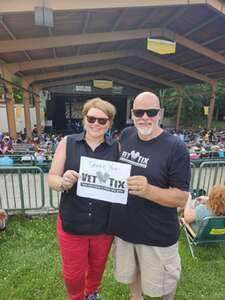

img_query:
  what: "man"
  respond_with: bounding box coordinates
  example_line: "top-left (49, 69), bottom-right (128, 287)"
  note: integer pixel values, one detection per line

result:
top-left (108, 92), bottom-right (191, 300)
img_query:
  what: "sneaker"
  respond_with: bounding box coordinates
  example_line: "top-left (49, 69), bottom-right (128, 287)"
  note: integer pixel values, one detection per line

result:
top-left (85, 292), bottom-right (100, 300)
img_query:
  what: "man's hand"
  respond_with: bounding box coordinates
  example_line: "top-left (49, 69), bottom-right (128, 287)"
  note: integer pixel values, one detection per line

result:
top-left (128, 175), bottom-right (149, 197)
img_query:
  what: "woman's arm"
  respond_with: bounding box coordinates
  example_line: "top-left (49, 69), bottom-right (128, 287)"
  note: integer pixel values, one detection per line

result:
top-left (47, 137), bottom-right (80, 192)
top-left (47, 137), bottom-right (67, 191)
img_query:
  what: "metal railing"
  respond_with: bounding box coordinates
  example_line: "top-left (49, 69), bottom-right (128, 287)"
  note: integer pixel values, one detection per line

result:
top-left (0, 159), bottom-right (225, 213)
top-left (195, 160), bottom-right (225, 194)
top-left (0, 166), bottom-right (45, 213)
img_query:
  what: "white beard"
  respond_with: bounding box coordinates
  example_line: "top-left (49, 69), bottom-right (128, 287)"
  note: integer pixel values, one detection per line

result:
top-left (136, 125), bottom-right (153, 136)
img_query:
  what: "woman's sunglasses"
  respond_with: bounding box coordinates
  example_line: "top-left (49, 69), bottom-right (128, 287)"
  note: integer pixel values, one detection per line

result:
top-left (86, 115), bottom-right (109, 125)
top-left (132, 108), bottom-right (160, 118)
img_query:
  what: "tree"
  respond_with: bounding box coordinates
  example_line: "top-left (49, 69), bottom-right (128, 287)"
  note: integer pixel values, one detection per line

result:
top-left (12, 75), bottom-right (23, 104)
top-left (161, 80), bottom-right (225, 128)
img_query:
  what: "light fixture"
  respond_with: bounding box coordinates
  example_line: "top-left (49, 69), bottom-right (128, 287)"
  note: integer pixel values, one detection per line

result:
top-left (34, 6), bottom-right (54, 27)
top-left (147, 29), bottom-right (176, 55)
top-left (147, 37), bottom-right (176, 55)
top-left (93, 80), bottom-right (113, 89)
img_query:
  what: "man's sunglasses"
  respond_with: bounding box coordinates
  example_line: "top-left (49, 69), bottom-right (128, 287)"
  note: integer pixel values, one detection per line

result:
top-left (86, 115), bottom-right (109, 125)
top-left (132, 108), bottom-right (160, 118)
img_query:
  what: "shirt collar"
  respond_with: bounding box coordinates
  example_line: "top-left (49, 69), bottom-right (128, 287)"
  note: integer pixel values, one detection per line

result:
top-left (73, 131), bottom-right (112, 146)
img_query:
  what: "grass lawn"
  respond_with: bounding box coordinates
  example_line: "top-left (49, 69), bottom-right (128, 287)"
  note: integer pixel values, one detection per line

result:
top-left (0, 215), bottom-right (225, 300)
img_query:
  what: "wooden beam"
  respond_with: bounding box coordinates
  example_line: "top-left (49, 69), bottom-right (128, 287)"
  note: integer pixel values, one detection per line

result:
top-left (0, 29), bottom-right (151, 53)
top-left (102, 74), bottom-right (151, 92)
top-left (2, 25), bottom-right (225, 71)
top-left (10, 47), bottom-right (214, 86)
top-left (207, 0), bottom-right (225, 18)
top-left (22, 80), bottom-right (32, 139)
top-left (1, 1), bottom-right (225, 18)
top-left (138, 9), bottom-right (159, 28)
top-left (77, 11), bottom-right (91, 55)
top-left (162, 7), bottom-right (188, 28)
top-left (138, 52), bottom-right (214, 84)
top-left (97, 9), bottom-right (128, 53)
top-left (24, 62), bottom-right (174, 89)
top-left (6, 50), bottom-right (135, 73)
top-left (0, 1), bottom-right (208, 14)
top-left (202, 32), bottom-right (225, 46)
top-left (0, 16), bottom-right (32, 61)
top-left (40, 73), bottom-right (149, 92)
top-left (38, 76), bottom-right (102, 89)
top-left (151, 28), bottom-right (225, 67)
top-left (48, 28), bottom-right (57, 58)
top-left (1, 65), bottom-right (17, 138)
top-left (32, 87), bottom-right (42, 136)
top-left (111, 9), bottom-right (127, 31)
top-left (0, 28), bottom-right (225, 77)
top-left (24, 64), bottom-right (119, 83)
top-left (184, 15), bottom-right (218, 37)
top-left (117, 65), bottom-right (181, 88)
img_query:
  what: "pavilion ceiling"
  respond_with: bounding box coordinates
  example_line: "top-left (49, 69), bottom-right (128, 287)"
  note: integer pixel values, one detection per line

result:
top-left (1, 0), bottom-right (225, 91)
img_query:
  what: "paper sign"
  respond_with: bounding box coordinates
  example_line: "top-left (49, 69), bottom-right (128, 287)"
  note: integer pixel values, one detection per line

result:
top-left (77, 156), bottom-right (131, 204)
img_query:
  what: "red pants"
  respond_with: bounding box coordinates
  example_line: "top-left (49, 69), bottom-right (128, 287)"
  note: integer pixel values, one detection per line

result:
top-left (57, 216), bottom-right (113, 300)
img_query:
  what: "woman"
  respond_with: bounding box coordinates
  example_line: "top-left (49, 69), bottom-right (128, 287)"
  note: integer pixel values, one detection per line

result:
top-left (0, 209), bottom-right (8, 231)
top-left (184, 185), bottom-right (225, 232)
top-left (48, 98), bottom-right (118, 300)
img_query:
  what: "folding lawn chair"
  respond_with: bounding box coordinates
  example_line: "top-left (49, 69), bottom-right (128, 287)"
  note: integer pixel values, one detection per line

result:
top-left (180, 216), bottom-right (225, 258)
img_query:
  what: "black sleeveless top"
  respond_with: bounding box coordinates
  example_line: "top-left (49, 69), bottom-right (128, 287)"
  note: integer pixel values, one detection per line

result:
top-left (59, 132), bottom-right (119, 235)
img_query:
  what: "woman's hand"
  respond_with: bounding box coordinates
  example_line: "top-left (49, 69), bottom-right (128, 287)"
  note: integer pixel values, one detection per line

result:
top-left (61, 170), bottom-right (80, 191)
top-left (195, 195), bottom-right (208, 204)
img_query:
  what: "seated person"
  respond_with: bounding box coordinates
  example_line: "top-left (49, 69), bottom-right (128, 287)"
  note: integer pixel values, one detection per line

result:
top-left (184, 185), bottom-right (225, 232)
top-left (0, 209), bottom-right (8, 231)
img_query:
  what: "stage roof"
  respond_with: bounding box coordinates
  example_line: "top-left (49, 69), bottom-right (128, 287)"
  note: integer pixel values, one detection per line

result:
top-left (1, 0), bottom-right (225, 92)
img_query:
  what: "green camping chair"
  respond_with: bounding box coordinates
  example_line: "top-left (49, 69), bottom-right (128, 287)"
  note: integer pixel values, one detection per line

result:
top-left (181, 216), bottom-right (225, 258)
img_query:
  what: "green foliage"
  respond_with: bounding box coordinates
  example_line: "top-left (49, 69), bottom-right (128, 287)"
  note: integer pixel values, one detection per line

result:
top-left (12, 75), bottom-right (23, 104)
top-left (162, 80), bottom-right (225, 128)
top-left (0, 216), bottom-right (225, 300)
top-left (159, 88), bottom-right (177, 118)
top-left (0, 75), bottom-right (4, 97)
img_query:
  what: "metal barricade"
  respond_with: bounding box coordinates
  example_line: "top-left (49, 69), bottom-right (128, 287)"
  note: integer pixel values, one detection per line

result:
top-left (0, 166), bottom-right (45, 213)
top-left (1, 159), bottom-right (225, 214)
top-left (195, 160), bottom-right (225, 194)
top-left (37, 163), bottom-right (61, 210)
top-left (49, 188), bottom-right (61, 210)
top-left (190, 162), bottom-right (196, 189)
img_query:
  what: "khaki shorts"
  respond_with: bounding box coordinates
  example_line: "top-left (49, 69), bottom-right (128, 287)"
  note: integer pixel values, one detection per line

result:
top-left (112, 237), bottom-right (181, 297)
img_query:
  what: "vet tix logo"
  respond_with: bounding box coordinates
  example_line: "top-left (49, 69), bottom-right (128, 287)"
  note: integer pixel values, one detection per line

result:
top-left (120, 150), bottom-right (149, 168)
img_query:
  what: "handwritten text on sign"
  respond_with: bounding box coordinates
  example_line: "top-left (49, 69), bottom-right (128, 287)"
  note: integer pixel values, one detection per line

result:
top-left (77, 156), bottom-right (131, 204)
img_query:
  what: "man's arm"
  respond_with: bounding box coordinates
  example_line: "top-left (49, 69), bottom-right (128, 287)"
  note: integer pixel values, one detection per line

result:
top-left (128, 175), bottom-right (189, 208)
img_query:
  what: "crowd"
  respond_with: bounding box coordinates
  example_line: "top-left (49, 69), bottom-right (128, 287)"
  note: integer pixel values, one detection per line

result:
top-left (2, 127), bottom-right (225, 163)
top-left (0, 129), bottom-right (63, 161)
top-left (171, 128), bottom-right (225, 159)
